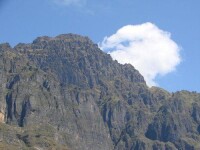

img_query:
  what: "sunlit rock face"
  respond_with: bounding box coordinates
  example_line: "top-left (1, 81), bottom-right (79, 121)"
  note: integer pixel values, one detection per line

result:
top-left (0, 34), bottom-right (199, 150)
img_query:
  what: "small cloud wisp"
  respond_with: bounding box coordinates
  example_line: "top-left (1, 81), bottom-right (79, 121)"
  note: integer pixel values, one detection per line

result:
top-left (53, 0), bottom-right (87, 7)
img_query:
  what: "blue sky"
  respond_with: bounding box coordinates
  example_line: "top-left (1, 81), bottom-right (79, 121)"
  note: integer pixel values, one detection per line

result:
top-left (0, 0), bottom-right (200, 92)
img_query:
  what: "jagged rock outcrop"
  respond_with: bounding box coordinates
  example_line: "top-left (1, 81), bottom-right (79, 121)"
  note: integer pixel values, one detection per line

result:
top-left (0, 34), bottom-right (200, 150)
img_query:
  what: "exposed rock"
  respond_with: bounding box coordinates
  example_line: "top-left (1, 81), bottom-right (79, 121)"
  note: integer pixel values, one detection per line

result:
top-left (0, 112), bottom-right (4, 123)
top-left (0, 34), bottom-right (200, 149)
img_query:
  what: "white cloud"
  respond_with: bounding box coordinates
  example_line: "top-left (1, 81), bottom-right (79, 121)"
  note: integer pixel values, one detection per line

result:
top-left (53, 0), bottom-right (87, 7)
top-left (99, 22), bottom-right (181, 86)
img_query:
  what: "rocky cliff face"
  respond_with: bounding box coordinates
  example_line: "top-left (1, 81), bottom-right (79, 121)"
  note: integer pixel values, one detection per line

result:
top-left (0, 34), bottom-right (200, 150)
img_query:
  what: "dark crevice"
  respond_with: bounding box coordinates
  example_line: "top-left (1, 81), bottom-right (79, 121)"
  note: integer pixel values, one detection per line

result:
top-left (6, 92), bottom-right (13, 123)
top-left (19, 96), bottom-right (31, 127)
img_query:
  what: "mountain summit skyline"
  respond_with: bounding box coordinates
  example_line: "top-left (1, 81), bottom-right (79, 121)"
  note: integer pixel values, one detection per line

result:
top-left (0, 34), bottom-right (200, 149)
top-left (1, 0), bottom-right (200, 92)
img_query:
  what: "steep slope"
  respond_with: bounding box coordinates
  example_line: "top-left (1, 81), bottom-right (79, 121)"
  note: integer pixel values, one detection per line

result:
top-left (0, 34), bottom-right (200, 150)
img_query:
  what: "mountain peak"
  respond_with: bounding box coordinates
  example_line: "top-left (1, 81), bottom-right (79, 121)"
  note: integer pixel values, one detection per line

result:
top-left (32, 33), bottom-right (92, 45)
top-left (1, 33), bottom-right (199, 150)
top-left (55, 33), bottom-right (91, 42)
top-left (0, 43), bottom-right (12, 51)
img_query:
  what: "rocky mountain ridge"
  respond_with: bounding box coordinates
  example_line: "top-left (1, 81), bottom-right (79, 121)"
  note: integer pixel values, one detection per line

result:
top-left (0, 34), bottom-right (200, 150)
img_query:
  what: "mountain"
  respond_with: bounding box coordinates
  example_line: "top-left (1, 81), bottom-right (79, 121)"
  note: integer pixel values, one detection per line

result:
top-left (0, 34), bottom-right (200, 150)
